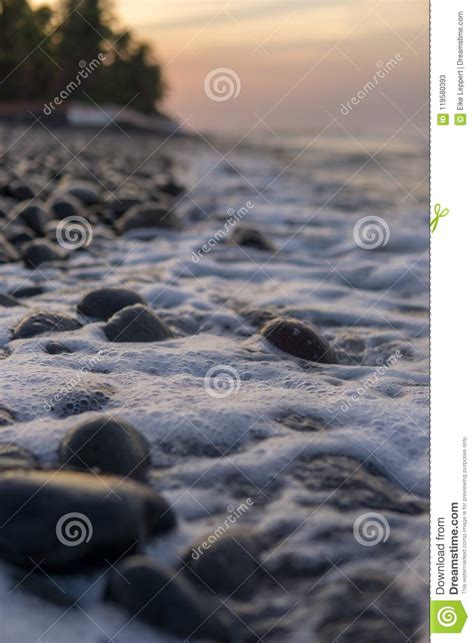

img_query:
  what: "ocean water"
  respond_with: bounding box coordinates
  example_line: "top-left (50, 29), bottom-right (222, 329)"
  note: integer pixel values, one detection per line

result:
top-left (0, 126), bottom-right (429, 642)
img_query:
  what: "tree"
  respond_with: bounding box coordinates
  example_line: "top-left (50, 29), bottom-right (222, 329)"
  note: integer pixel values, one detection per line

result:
top-left (0, 0), bottom-right (165, 113)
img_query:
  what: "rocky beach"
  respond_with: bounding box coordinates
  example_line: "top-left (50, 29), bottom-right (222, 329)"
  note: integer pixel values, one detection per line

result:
top-left (0, 123), bottom-right (429, 642)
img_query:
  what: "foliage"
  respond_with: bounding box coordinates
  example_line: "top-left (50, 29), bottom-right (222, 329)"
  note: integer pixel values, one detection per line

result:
top-left (0, 0), bottom-right (164, 113)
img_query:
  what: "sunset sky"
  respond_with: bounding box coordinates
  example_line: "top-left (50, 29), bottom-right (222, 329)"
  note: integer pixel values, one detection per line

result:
top-left (31, 0), bottom-right (429, 136)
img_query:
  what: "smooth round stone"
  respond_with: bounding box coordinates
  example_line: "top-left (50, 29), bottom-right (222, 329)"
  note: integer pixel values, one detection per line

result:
top-left (116, 203), bottom-right (180, 234)
top-left (185, 528), bottom-right (261, 599)
top-left (0, 293), bottom-right (20, 307)
top-left (158, 178), bottom-right (184, 197)
top-left (8, 285), bottom-right (45, 299)
top-left (106, 556), bottom-right (234, 641)
top-left (0, 470), bottom-right (175, 571)
top-left (4, 223), bottom-right (35, 247)
top-left (261, 318), bottom-right (337, 364)
top-left (77, 288), bottom-right (146, 320)
top-left (56, 180), bottom-right (100, 205)
top-left (230, 226), bottom-right (275, 251)
top-left (8, 179), bottom-right (34, 200)
top-left (59, 417), bottom-right (151, 481)
top-left (21, 239), bottom-right (65, 269)
top-left (12, 312), bottom-right (82, 339)
top-left (10, 200), bottom-right (51, 235)
top-left (103, 304), bottom-right (173, 343)
top-left (0, 444), bottom-right (38, 472)
top-left (43, 341), bottom-right (73, 354)
top-left (47, 194), bottom-right (84, 219)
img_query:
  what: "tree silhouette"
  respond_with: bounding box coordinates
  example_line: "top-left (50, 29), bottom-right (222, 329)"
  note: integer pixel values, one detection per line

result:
top-left (0, 0), bottom-right (164, 113)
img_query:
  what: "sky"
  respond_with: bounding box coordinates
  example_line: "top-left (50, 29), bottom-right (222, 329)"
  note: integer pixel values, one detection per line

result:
top-left (31, 0), bottom-right (429, 136)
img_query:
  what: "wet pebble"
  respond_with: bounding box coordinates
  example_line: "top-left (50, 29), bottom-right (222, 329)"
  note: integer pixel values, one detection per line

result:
top-left (103, 304), bottom-right (173, 342)
top-left (185, 528), bottom-right (261, 599)
top-left (77, 287), bottom-right (146, 320)
top-left (261, 317), bottom-right (337, 364)
top-left (116, 203), bottom-right (180, 234)
top-left (230, 226), bottom-right (275, 251)
top-left (12, 311), bottom-right (82, 339)
top-left (44, 341), bottom-right (73, 354)
top-left (59, 416), bottom-right (151, 481)
top-left (10, 200), bottom-right (51, 236)
top-left (21, 239), bottom-right (65, 269)
top-left (106, 556), bottom-right (235, 641)
top-left (0, 470), bottom-right (175, 571)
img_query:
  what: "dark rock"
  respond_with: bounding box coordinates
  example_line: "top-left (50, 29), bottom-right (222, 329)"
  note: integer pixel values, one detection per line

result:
top-left (77, 288), bottom-right (146, 320)
top-left (0, 444), bottom-right (38, 471)
top-left (8, 179), bottom-right (35, 200)
top-left (3, 223), bottom-right (35, 248)
top-left (159, 178), bottom-right (185, 197)
top-left (0, 470), bottom-right (175, 571)
top-left (0, 407), bottom-right (15, 427)
top-left (315, 565), bottom-right (426, 642)
top-left (105, 191), bottom-right (144, 215)
top-left (56, 181), bottom-right (100, 206)
top-left (48, 385), bottom-right (113, 419)
top-left (59, 416), bottom-right (151, 481)
top-left (261, 318), bottom-right (337, 364)
top-left (185, 528), bottom-right (261, 599)
top-left (10, 200), bottom-right (51, 236)
top-left (292, 455), bottom-right (428, 515)
top-left (47, 194), bottom-right (84, 219)
top-left (0, 293), bottom-right (20, 307)
top-left (106, 556), bottom-right (235, 641)
top-left (116, 203), bottom-right (180, 234)
top-left (8, 285), bottom-right (45, 299)
top-left (103, 304), bottom-right (173, 343)
top-left (12, 312), bottom-right (82, 339)
top-left (44, 341), bottom-right (73, 355)
top-left (230, 227), bottom-right (275, 251)
top-left (21, 239), bottom-right (65, 269)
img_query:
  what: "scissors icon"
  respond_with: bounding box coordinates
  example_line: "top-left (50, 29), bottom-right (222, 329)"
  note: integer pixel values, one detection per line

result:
top-left (430, 203), bottom-right (449, 233)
